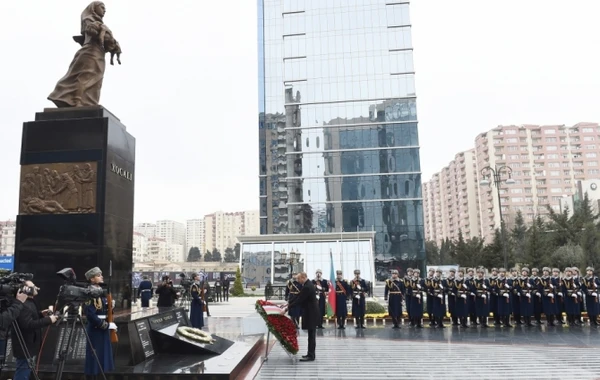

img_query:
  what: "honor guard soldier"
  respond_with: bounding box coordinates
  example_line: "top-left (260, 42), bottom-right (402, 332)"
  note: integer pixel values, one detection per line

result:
top-left (351, 270), bottom-right (368, 328)
top-left (552, 268), bottom-right (565, 324)
top-left (431, 269), bottom-right (446, 328)
top-left (581, 267), bottom-right (600, 326)
top-left (465, 268), bottom-right (477, 326)
top-left (312, 269), bottom-right (329, 329)
top-left (508, 268), bottom-right (522, 325)
top-left (138, 275), bottom-right (153, 308)
top-left (445, 268), bottom-right (458, 326)
top-left (84, 267), bottom-right (115, 377)
top-left (408, 269), bottom-right (424, 328)
top-left (285, 273), bottom-right (302, 328)
top-left (572, 267), bottom-right (584, 324)
top-left (404, 268), bottom-right (414, 324)
top-left (516, 268), bottom-right (534, 327)
top-left (562, 267), bottom-right (580, 326)
top-left (334, 270), bottom-right (351, 329)
top-left (531, 268), bottom-right (543, 324)
top-left (495, 268), bottom-right (513, 327)
top-left (190, 273), bottom-right (204, 329)
top-left (384, 270), bottom-right (404, 328)
top-left (454, 270), bottom-right (469, 327)
top-left (538, 267), bottom-right (556, 326)
top-left (425, 268), bottom-right (436, 326)
top-left (488, 268), bottom-right (500, 325)
top-left (472, 268), bottom-right (490, 327)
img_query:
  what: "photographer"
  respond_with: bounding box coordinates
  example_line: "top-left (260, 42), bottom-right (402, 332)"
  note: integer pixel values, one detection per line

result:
top-left (12, 281), bottom-right (58, 380)
top-left (0, 291), bottom-right (28, 359)
top-left (156, 275), bottom-right (178, 309)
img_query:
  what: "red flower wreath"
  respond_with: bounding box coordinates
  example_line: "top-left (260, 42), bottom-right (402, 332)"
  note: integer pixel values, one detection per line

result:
top-left (255, 300), bottom-right (299, 355)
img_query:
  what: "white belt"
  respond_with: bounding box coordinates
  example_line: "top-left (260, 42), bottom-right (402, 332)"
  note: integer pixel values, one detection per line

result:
top-left (98, 316), bottom-right (107, 320)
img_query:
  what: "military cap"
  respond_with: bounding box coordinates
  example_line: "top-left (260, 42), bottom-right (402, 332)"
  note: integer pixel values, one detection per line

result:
top-left (413, 269), bottom-right (421, 273)
top-left (510, 268), bottom-right (517, 272)
top-left (573, 267), bottom-right (580, 273)
top-left (476, 268), bottom-right (484, 274)
top-left (491, 267), bottom-right (498, 272)
top-left (565, 267), bottom-right (573, 273)
top-left (406, 268), bottom-right (413, 272)
top-left (531, 268), bottom-right (539, 273)
top-left (587, 267), bottom-right (595, 272)
top-left (449, 268), bottom-right (456, 273)
top-left (435, 268), bottom-right (442, 273)
top-left (85, 267), bottom-right (102, 280)
top-left (336, 270), bottom-right (343, 275)
top-left (552, 268), bottom-right (560, 272)
top-left (142, 275), bottom-right (149, 280)
top-left (542, 267), bottom-right (551, 272)
top-left (316, 269), bottom-right (322, 274)
top-left (391, 269), bottom-right (399, 275)
top-left (499, 268), bottom-right (506, 273)
top-left (354, 269), bottom-right (361, 275)
top-left (521, 267), bottom-right (530, 274)
top-left (467, 268), bottom-right (475, 272)
top-left (428, 268), bottom-right (434, 272)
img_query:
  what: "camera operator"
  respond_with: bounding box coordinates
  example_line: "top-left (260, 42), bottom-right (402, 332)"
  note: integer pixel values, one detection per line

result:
top-left (0, 290), bottom-right (28, 359)
top-left (156, 275), bottom-right (179, 309)
top-left (12, 281), bottom-right (58, 380)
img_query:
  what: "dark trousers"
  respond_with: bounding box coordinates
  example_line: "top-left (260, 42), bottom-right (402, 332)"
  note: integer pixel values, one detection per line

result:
top-left (223, 288), bottom-right (229, 301)
top-left (307, 329), bottom-right (316, 358)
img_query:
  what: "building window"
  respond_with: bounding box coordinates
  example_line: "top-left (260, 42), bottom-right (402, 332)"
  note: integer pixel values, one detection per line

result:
top-left (586, 152), bottom-right (597, 158)
top-left (546, 146), bottom-right (557, 151)
top-left (544, 129), bottom-right (556, 134)
top-left (583, 127), bottom-right (594, 133)
top-left (551, 188), bottom-right (562, 193)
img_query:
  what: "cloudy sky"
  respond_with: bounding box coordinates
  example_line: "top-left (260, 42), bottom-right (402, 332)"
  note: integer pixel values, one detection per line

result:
top-left (1, 0), bottom-right (599, 223)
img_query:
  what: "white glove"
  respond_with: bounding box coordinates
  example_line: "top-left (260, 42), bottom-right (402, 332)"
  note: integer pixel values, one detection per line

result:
top-left (549, 293), bottom-right (554, 298)
top-left (558, 292), bottom-right (563, 297)
top-left (571, 293), bottom-right (578, 298)
top-left (550, 284), bottom-right (554, 289)
top-left (437, 294), bottom-right (443, 299)
top-left (108, 322), bottom-right (118, 330)
top-left (417, 284), bottom-right (422, 289)
top-left (535, 292), bottom-right (541, 297)
top-left (462, 284), bottom-right (468, 289)
top-left (416, 294), bottom-right (421, 299)
top-left (593, 292), bottom-right (598, 297)
top-left (526, 293), bottom-right (531, 299)
top-left (503, 293), bottom-right (509, 298)
top-left (504, 284), bottom-right (510, 289)
top-left (577, 291), bottom-right (582, 297)
top-left (527, 283), bottom-right (531, 288)
top-left (483, 284), bottom-right (487, 289)
top-left (470, 292), bottom-right (475, 296)
top-left (461, 294), bottom-right (467, 299)
top-left (481, 294), bottom-right (487, 299)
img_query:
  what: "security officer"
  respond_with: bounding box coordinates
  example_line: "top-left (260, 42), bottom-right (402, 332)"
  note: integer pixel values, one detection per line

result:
top-left (334, 270), bottom-right (351, 329)
top-left (351, 269), bottom-right (368, 329)
top-left (404, 268), bottom-right (414, 325)
top-left (214, 278), bottom-right (222, 303)
top-left (384, 269), bottom-right (404, 328)
top-left (312, 269), bottom-right (329, 329)
top-left (581, 267), bottom-right (600, 326)
top-left (138, 275), bottom-right (153, 308)
top-left (444, 268), bottom-right (458, 326)
top-left (285, 273), bottom-right (302, 328)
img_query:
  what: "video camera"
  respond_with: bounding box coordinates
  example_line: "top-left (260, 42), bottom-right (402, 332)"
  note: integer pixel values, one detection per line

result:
top-left (0, 270), bottom-right (33, 297)
top-left (178, 273), bottom-right (193, 290)
top-left (55, 268), bottom-right (106, 313)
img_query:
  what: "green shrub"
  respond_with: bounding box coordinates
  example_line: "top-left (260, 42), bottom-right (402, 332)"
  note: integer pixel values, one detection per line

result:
top-left (231, 267), bottom-right (244, 296)
top-left (365, 301), bottom-right (385, 314)
top-left (251, 286), bottom-right (257, 291)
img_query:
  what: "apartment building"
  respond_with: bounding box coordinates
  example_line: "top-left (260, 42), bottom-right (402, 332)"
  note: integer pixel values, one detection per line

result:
top-left (424, 123), bottom-right (600, 243)
top-left (133, 232), bottom-right (148, 263)
top-left (186, 219), bottom-right (206, 254)
top-left (204, 210), bottom-right (260, 252)
top-left (0, 221), bottom-right (16, 256)
top-left (156, 220), bottom-right (186, 246)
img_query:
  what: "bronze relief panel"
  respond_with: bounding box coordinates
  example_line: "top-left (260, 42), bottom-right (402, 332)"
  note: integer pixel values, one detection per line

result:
top-left (19, 162), bottom-right (97, 215)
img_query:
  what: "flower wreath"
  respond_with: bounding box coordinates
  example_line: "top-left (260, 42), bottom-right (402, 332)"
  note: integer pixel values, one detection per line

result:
top-left (176, 326), bottom-right (216, 344)
top-left (255, 300), bottom-right (299, 355)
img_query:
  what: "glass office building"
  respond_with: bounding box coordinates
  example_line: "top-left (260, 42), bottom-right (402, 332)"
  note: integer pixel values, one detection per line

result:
top-left (258, 0), bottom-right (424, 279)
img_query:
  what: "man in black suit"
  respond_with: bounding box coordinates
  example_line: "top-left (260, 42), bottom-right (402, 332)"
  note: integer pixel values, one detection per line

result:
top-left (284, 272), bottom-right (318, 362)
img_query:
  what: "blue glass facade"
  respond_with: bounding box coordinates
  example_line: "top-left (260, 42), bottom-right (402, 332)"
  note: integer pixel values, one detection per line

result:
top-left (258, 0), bottom-right (425, 279)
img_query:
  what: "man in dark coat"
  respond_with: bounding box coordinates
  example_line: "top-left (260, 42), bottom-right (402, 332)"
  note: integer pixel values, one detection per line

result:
top-left (222, 278), bottom-right (230, 301)
top-left (156, 275), bottom-right (178, 310)
top-left (12, 281), bottom-right (58, 380)
top-left (0, 291), bottom-right (27, 360)
top-left (285, 272), bottom-right (319, 362)
top-left (138, 276), bottom-right (153, 308)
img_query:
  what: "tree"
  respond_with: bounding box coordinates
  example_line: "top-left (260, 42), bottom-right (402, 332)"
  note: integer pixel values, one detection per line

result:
top-left (204, 250), bottom-right (213, 262)
top-left (551, 244), bottom-right (584, 270)
top-left (480, 229), bottom-right (506, 269)
top-left (425, 240), bottom-right (440, 265)
top-left (525, 216), bottom-right (548, 269)
top-left (440, 237), bottom-right (455, 265)
top-left (234, 243), bottom-right (241, 260)
top-left (212, 248), bottom-right (222, 262)
top-left (231, 267), bottom-right (244, 296)
top-left (510, 210), bottom-right (527, 265)
top-left (580, 222), bottom-right (600, 267)
top-left (224, 247), bottom-right (237, 263)
top-left (186, 246), bottom-right (201, 262)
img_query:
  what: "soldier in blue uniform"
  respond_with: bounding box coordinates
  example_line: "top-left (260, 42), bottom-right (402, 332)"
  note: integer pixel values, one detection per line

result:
top-left (495, 268), bottom-right (513, 327)
top-left (531, 268), bottom-right (544, 325)
top-left (515, 268), bottom-right (534, 327)
top-left (465, 268), bottom-right (477, 326)
top-left (190, 273), bottom-right (204, 329)
top-left (444, 268), bottom-right (458, 326)
top-left (508, 268), bottom-right (522, 325)
top-left (573, 267), bottom-right (584, 324)
top-left (84, 267), bottom-right (115, 378)
top-left (539, 267), bottom-right (557, 326)
top-left (312, 269), bottom-right (329, 329)
top-left (454, 270), bottom-right (469, 327)
top-left (425, 268), bottom-right (436, 326)
top-left (431, 269), bottom-right (446, 328)
top-left (334, 270), bottom-right (351, 329)
top-left (351, 270), bottom-right (368, 329)
top-left (471, 268), bottom-right (489, 327)
top-left (408, 269), bottom-right (424, 328)
top-left (552, 268), bottom-right (565, 324)
top-left (384, 269), bottom-right (404, 328)
top-left (562, 267), bottom-right (580, 326)
top-left (285, 273), bottom-right (302, 328)
top-left (138, 275), bottom-right (153, 308)
top-left (488, 268), bottom-right (500, 326)
top-left (404, 268), bottom-right (413, 325)
top-left (581, 267), bottom-right (599, 326)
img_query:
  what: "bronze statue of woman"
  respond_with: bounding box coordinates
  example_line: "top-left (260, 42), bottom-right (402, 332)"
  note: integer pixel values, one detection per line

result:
top-left (48, 2), bottom-right (121, 108)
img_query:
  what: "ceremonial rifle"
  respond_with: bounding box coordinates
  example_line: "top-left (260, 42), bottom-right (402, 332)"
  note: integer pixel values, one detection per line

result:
top-left (107, 260), bottom-right (118, 343)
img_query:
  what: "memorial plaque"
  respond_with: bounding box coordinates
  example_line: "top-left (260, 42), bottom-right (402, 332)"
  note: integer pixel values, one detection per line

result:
top-left (148, 311), bottom-right (177, 330)
top-left (134, 319), bottom-right (154, 359)
top-left (54, 324), bottom-right (87, 364)
top-left (174, 309), bottom-right (188, 326)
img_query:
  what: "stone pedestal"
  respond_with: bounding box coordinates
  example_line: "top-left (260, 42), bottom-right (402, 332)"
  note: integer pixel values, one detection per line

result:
top-left (14, 106), bottom-right (135, 310)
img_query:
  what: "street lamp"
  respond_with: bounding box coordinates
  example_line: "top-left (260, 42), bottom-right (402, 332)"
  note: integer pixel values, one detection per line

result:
top-left (480, 165), bottom-right (514, 268)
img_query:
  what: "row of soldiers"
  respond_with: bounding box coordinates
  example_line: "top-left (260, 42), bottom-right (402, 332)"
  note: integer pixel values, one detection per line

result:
top-left (286, 269), bottom-right (370, 329)
top-left (384, 266), bottom-right (600, 328)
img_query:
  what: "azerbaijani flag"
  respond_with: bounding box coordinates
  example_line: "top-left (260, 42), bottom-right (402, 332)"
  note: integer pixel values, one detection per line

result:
top-left (326, 250), bottom-right (337, 317)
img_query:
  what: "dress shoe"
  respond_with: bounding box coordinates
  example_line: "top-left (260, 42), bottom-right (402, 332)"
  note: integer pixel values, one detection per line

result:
top-left (360, 325), bottom-right (366, 329)
top-left (299, 357), bottom-right (315, 362)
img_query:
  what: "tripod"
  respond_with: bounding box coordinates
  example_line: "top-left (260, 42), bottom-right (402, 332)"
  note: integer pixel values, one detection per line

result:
top-left (54, 305), bottom-right (107, 380)
top-left (178, 288), bottom-right (191, 311)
